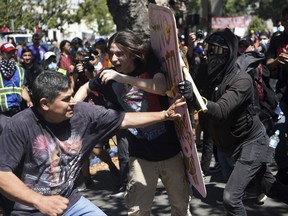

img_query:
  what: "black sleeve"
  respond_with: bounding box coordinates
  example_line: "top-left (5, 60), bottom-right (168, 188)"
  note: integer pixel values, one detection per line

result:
top-left (88, 74), bottom-right (102, 92)
top-left (205, 73), bottom-right (253, 121)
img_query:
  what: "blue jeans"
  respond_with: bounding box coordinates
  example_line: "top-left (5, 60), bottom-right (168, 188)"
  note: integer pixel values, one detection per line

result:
top-left (222, 135), bottom-right (288, 216)
top-left (63, 196), bottom-right (107, 216)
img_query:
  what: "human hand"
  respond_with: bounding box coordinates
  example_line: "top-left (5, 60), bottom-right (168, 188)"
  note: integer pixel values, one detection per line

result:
top-left (164, 97), bottom-right (186, 120)
top-left (26, 100), bottom-right (33, 108)
top-left (76, 63), bottom-right (84, 73)
top-left (99, 69), bottom-right (124, 84)
top-left (34, 195), bottom-right (69, 216)
top-left (277, 51), bottom-right (288, 64)
top-left (188, 33), bottom-right (197, 45)
top-left (178, 80), bottom-right (194, 102)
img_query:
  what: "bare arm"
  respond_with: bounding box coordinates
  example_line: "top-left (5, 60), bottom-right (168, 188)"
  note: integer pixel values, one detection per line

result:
top-left (120, 97), bottom-right (186, 129)
top-left (73, 82), bottom-right (91, 102)
top-left (267, 52), bottom-right (288, 78)
top-left (21, 86), bottom-right (33, 107)
top-left (0, 171), bottom-right (69, 215)
top-left (100, 69), bottom-right (167, 96)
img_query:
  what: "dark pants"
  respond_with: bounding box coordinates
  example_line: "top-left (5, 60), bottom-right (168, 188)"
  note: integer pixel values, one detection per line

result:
top-left (223, 135), bottom-right (288, 216)
top-left (275, 101), bottom-right (288, 169)
top-left (116, 129), bottom-right (130, 186)
top-left (199, 113), bottom-right (215, 172)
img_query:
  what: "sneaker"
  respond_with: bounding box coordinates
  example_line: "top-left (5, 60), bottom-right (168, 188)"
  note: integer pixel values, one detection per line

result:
top-left (110, 185), bottom-right (126, 198)
top-left (203, 163), bottom-right (222, 176)
top-left (208, 163), bottom-right (221, 174)
top-left (256, 193), bottom-right (267, 205)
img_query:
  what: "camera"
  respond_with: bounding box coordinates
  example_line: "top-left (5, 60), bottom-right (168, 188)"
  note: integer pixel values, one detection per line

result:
top-left (82, 55), bottom-right (91, 65)
top-left (196, 29), bottom-right (204, 40)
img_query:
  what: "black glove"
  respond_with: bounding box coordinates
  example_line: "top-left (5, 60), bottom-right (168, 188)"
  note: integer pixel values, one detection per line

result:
top-left (178, 80), bottom-right (194, 102)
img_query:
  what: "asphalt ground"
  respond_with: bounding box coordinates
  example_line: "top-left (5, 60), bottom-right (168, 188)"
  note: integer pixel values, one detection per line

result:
top-left (0, 153), bottom-right (287, 215)
top-left (80, 154), bottom-right (288, 216)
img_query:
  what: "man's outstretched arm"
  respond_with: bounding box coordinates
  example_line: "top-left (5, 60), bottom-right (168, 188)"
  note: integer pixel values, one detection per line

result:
top-left (120, 97), bottom-right (186, 129)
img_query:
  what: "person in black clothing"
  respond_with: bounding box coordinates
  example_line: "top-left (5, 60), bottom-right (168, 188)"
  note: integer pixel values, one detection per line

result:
top-left (178, 28), bottom-right (288, 215)
top-left (20, 47), bottom-right (43, 93)
top-left (266, 5), bottom-right (288, 184)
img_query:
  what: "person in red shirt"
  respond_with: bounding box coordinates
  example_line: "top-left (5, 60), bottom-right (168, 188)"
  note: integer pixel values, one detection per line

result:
top-left (59, 40), bottom-right (75, 88)
top-left (0, 24), bottom-right (9, 33)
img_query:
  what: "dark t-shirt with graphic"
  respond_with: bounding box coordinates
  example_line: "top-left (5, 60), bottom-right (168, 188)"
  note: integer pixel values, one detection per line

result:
top-left (0, 102), bottom-right (124, 215)
top-left (88, 69), bottom-right (181, 161)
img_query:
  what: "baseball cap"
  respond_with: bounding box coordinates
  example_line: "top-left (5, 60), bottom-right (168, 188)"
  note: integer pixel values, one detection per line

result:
top-left (0, 42), bottom-right (17, 53)
top-left (95, 38), bottom-right (106, 44)
top-left (44, 51), bottom-right (56, 61)
top-left (204, 34), bottom-right (228, 49)
top-left (239, 37), bottom-right (254, 47)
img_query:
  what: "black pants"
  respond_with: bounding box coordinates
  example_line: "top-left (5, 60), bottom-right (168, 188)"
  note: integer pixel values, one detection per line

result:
top-left (116, 129), bottom-right (130, 186)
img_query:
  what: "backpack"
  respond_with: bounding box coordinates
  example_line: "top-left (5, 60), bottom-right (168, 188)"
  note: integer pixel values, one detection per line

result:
top-left (248, 63), bottom-right (278, 136)
top-left (237, 51), bottom-right (278, 136)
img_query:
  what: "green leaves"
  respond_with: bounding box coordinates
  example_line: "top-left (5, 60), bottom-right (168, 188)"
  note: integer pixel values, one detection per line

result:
top-left (0, 0), bottom-right (114, 36)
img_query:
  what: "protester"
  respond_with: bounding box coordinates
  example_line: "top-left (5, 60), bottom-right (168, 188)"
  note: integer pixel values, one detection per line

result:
top-left (20, 47), bottom-right (43, 94)
top-left (49, 39), bottom-right (61, 64)
top-left (0, 24), bottom-right (9, 33)
top-left (70, 37), bottom-right (88, 59)
top-left (74, 30), bottom-right (191, 215)
top-left (237, 37), bottom-right (255, 56)
top-left (0, 42), bottom-right (32, 134)
top-left (186, 30), bottom-right (220, 176)
top-left (93, 38), bottom-right (112, 69)
top-left (59, 39), bottom-right (75, 88)
top-left (0, 70), bottom-right (185, 216)
top-left (266, 5), bottom-right (288, 185)
top-left (178, 28), bottom-right (288, 215)
top-left (28, 33), bottom-right (47, 65)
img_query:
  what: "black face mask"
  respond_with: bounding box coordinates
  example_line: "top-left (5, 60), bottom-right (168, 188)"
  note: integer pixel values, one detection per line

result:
top-left (207, 45), bottom-right (229, 83)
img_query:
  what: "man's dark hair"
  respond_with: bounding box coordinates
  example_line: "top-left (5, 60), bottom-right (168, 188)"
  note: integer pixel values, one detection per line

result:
top-left (108, 30), bottom-right (149, 65)
top-left (32, 71), bottom-right (71, 107)
top-left (21, 47), bottom-right (33, 56)
top-left (71, 37), bottom-right (82, 46)
top-left (60, 40), bottom-right (70, 52)
top-left (32, 33), bottom-right (41, 40)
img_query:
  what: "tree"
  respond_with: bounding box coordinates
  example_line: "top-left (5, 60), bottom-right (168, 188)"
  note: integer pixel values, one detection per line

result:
top-left (248, 16), bottom-right (268, 34)
top-left (222, 0), bottom-right (249, 16)
top-left (0, 0), bottom-right (27, 31)
top-left (37, 0), bottom-right (74, 31)
top-left (75, 0), bottom-right (115, 36)
top-left (107, 0), bottom-right (150, 35)
top-left (257, 0), bottom-right (287, 25)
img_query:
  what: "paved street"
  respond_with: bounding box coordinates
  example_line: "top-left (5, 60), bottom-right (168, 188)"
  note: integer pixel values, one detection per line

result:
top-left (0, 155), bottom-right (287, 216)
top-left (81, 157), bottom-right (288, 216)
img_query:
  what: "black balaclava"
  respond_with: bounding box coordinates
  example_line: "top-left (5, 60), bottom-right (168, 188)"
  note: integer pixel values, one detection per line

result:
top-left (204, 28), bottom-right (239, 87)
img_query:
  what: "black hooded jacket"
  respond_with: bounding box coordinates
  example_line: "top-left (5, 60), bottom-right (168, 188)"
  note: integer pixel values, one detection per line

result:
top-left (203, 28), bottom-right (265, 157)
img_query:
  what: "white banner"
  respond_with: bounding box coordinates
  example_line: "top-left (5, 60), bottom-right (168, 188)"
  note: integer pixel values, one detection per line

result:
top-left (212, 16), bottom-right (246, 29)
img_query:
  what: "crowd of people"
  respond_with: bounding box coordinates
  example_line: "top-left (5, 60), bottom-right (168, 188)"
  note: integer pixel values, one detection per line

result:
top-left (0, 3), bottom-right (288, 216)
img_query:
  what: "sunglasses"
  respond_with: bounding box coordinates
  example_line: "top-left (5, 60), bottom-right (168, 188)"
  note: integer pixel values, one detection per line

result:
top-left (206, 45), bottom-right (229, 55)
